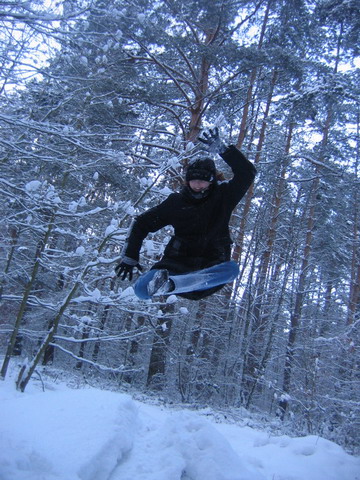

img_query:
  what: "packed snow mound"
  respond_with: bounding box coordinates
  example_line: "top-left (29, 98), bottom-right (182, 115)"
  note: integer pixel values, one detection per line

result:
top-left (114, 410), bottom-right (263, 480)
top-left (0, 376), bottom-right (359, 480)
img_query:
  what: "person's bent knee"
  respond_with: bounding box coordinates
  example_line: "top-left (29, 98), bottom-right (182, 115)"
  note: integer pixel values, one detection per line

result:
top-left (134, 282), bottom-right (150, 300)
top-left (133, 269), bottom-right (157, 300)
top-left (228, 260), bottom-right (240, 276)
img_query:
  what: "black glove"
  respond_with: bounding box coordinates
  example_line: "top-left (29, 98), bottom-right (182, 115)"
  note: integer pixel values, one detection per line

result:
top-left (198, 127), bottom-right (226, 154)
top-left (115, 260), bottom-right (143, 281)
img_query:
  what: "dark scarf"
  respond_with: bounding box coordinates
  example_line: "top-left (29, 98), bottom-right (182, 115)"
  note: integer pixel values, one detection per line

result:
top-left (181, 184), bottom-right (215, 203)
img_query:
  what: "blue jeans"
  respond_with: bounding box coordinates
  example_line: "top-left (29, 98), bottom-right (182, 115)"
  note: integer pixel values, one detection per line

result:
top-left (134, 261), bottom-right (239, 300)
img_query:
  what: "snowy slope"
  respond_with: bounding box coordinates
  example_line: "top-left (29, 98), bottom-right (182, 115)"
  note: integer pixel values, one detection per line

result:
top-left (0, 375), bottom-right (359, 480)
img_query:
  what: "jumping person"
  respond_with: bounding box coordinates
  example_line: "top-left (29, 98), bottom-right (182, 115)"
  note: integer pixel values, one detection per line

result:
top-left (115, 128), bottom-right (256, 300)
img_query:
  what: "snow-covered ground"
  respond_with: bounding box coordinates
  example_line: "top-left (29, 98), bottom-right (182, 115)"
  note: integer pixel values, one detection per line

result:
top-left (0, 373), bottom-right (359, 480)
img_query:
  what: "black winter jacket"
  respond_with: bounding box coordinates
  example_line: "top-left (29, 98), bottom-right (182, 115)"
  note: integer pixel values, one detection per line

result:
top-left (123, 145), bottom-right (256, 278)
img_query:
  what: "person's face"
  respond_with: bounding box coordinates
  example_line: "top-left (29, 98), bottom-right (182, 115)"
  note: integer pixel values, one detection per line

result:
top-left (189, 179), bottom-right (212, 192)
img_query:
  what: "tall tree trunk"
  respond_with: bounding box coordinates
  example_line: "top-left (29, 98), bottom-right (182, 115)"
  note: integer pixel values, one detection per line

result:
top-left (92, 278), bottom-right (117, 362)
top-left (244, 122), bottom-right (294, 405)
top-left (187, 28), bottom-right (220, 142)
top-left (146, 315), bottom-right (173, 389)
top-left (279, 108), bottom-right (332, 416)
top-left (233, 69), bottom-right (278, 263)
top-left (347, 111), bottom-right (359, 326)
top-left (16, 280), bottom-right (80, 391)
top-left (0, 226), bottom-right (20, 301)
top-left (279, 23), bottom-right (344, 415)
top-left (237, 0), bottom-right (271, 148)
top-left (1, 214), bottom-right (56, 379)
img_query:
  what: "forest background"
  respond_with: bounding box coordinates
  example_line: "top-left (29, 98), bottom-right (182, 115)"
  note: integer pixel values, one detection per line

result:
top-left (0, 0), bottom-right (359, 454)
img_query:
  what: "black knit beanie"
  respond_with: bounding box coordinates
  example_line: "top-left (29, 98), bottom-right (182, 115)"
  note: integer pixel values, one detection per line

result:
top-left (185, 158), bottom-right (216, 183)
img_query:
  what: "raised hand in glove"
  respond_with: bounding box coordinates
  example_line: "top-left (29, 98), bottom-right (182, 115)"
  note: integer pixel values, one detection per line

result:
top-left (115, 258), bottom-right (143, 281)
top-left (198, 127), bottom-right (226, 154)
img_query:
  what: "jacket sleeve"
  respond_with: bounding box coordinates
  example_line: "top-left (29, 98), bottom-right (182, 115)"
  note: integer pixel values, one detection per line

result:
top-left (122, 195), bottom-right (176, 262)
top-left (220, 145), bottom-right (257, 208)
